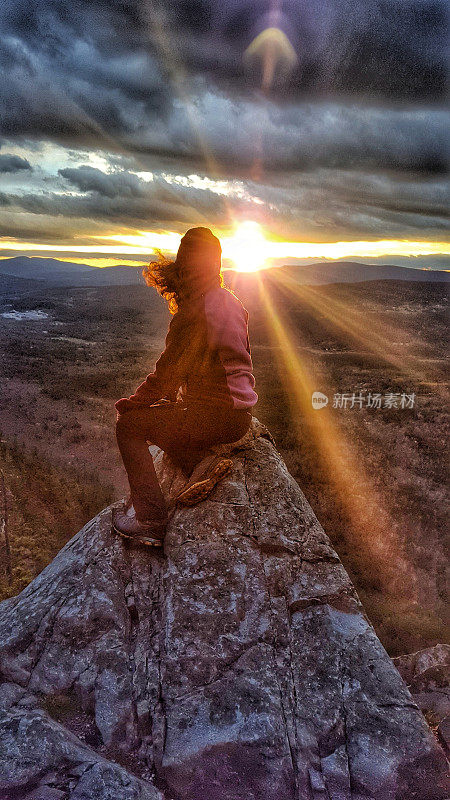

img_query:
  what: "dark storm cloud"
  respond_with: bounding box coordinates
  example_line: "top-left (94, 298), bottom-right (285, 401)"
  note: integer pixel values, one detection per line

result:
top-left (165, 0), bottom-right (447, 101)
top-left (126, 96), bottom-right (449, 176)
top-left (1, 161), bottom-right (447, 242)
top-left (0, 1), bottom-right (167, 146)
top-left (257, 169), bottom-right (450, 239)
top-left (0, 169), bottom-right (227, 227)
top-left (0, 190), bottom-right (189, 224)
top-left (0, 0), bottom-right (447, 150)
top-left (0, 0), bottom-right (447, 247)
top-left (58, 166), bottom-right (148, 198)
top-left (0, 154), bottom-right (32, 172)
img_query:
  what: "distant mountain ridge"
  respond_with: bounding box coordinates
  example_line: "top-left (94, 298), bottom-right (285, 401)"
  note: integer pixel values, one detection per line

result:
top-left (0, 272), bottom-right (44, 290)
top-left (0, 255), bottom-right (448, 287)
top-left (274, 260), bottom-right (449, 285)
top-left (0, 256), bottom-right (147, 286)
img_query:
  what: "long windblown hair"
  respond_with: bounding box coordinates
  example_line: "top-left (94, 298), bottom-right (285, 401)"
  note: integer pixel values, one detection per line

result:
top-left (142, 228), bottom-right (224, 315)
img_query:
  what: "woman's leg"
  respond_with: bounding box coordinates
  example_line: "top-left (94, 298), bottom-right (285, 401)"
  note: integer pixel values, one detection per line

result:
top-left (173, 403), bottom-right (252, 475)
top-left (116, 400), bottom-right (252, 519)
top-left (115, 403), bottom-right (187, 522)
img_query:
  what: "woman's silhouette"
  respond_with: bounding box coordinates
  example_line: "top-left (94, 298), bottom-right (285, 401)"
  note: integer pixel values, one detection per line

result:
top-left (113, 227), bottom-right (258, 546)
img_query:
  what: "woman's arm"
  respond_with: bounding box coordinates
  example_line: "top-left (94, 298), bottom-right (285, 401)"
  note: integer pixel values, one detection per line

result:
top-left (115, 313), bottom-right (185, 415)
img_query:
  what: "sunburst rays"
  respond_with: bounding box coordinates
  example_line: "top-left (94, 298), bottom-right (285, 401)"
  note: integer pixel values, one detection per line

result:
top-left (267, 267), bottom-right (447, 393)
top-left (254, 270), bottom-right (419, 600)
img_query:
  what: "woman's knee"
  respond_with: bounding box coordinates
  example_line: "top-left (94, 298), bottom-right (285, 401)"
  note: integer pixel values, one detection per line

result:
top-left (116, 407), bottom-right (160, 444)
top-left (116, 410), bottom-right (139, 440)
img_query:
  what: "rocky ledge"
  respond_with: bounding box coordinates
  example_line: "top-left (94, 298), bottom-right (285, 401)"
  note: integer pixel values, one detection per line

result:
top-left (394, 644), bottom-right (450, 756)
top-left (0, 418), bottom-right (448, 800)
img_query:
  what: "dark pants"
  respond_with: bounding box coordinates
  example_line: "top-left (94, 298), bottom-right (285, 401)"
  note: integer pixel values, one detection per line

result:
top-left (116, 400), bottom-right (252, 522)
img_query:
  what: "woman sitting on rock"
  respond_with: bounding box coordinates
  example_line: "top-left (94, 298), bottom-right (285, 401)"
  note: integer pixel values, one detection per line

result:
top-left (113, 227), bottom-right (258, 547)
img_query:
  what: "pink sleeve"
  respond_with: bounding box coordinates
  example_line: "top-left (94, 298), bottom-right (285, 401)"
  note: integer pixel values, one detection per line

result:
top-left (204, 292), bottom-right (249, 354)
top-left (204, 290), bottom-right (257, 408)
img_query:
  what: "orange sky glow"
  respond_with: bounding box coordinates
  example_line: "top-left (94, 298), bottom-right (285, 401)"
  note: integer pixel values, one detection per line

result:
top-left (1, 221), bottom-right (449, 273)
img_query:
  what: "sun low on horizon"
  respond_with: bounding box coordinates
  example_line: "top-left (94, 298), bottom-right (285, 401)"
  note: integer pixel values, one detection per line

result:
top-left (44, 222), bottom-right (447, 273)
top-left (222, 221), bottom-right (269, 272)
top-left (222, 224), bottom-right (450, 272)
top-left (1, 222), bottom-right (449, 272)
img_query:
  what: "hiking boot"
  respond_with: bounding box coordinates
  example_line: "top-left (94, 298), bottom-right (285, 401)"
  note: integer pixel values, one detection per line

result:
top-left (112, 508), bottom-right (166, 548)
top-left (174, 454), bottom-right (233, 507)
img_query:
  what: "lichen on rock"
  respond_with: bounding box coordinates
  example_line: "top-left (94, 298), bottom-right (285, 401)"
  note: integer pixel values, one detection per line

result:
top-left (0, 418), bottom-right (448, 800)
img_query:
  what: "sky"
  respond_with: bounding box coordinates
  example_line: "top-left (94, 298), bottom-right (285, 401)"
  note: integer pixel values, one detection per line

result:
top-left (0, 0), bottom-right (449, 270)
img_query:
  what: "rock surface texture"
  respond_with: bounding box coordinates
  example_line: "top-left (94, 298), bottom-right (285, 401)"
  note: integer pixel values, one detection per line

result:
top-left (0, 418), bottom-right (448, 800)
top-left (394, 645), bottom-right (450, 756)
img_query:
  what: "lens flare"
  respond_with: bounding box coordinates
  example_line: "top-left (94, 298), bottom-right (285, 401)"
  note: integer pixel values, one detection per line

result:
top-left (222, 222), bottom-right (269, 272)
top-left (271, 267), bottom-right (447, 393)
top-left (255, 271), bottom-right (417, 599)
top-left (244, 27), bottom-right (298, 91)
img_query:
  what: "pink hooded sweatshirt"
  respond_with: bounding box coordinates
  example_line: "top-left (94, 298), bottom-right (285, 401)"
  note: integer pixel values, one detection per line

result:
top-left (115, 286), bottom-right (258, 414)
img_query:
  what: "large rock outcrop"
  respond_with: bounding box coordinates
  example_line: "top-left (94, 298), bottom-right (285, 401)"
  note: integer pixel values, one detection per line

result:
top-left (0, 418), bottom-right (448, 800)
top-left (393, 645), bottom-right (450, 756)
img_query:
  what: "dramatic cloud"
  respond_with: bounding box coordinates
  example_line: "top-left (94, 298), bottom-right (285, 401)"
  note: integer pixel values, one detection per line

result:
top-left (157, 0), bottom-right (447, 100)
top-left (58, 166), bottom-right (149, 199)
top-left (0, 153), bottom-right (32, 172)
top-left (0, 168), bottom-right (228, 227)
top-left (1, 159), bottom-right (447, 244)
top-left (0, 0), bottom-right (448, 262)
top-left (0, 0), bottom-right (447, 148)
top-left (128, 93), bottom-right (448, 174)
